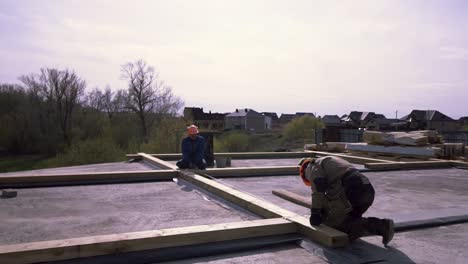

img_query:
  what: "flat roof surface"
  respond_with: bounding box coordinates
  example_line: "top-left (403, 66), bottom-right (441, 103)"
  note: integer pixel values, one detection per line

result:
top-left (0, 161), bottom-right (157, 176)
top-left (220, 168), bottom-right (468, 219)
top-left (1, 159), bottom-right (468, 263)
top-left (0, 180), bottom-right (258, 245)
top-left (162, 243), bottom-right (327, 264)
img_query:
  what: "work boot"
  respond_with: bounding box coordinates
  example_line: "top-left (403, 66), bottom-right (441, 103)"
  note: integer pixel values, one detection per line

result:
top-left (379, 218), bottom-right (395, 246)
top-left (364, 217), bottom-right (395, 246)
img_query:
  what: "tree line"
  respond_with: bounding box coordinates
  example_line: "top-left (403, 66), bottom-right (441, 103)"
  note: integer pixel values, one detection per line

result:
top-left (0, 59), bottom-right (184, 167)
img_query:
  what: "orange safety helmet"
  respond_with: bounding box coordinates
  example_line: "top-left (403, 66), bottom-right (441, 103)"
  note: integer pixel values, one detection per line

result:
top-left (298, 158), bottom-right (315, 186)
top-left (187, 125), bottom-right (199, 135)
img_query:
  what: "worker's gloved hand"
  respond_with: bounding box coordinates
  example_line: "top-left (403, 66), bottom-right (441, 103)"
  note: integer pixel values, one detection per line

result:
top-left (310, 208), bottom-right (322, 226)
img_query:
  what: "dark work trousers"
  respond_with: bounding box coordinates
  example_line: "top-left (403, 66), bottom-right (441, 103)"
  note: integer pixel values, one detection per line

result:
top-left (176, 159), bottom-right (207, 170)
top-left (336, 183), bottom-right (386, 241)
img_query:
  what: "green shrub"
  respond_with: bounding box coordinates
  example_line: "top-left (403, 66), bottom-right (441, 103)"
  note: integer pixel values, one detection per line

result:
top-left (43, 137), bottom-right (125, 167)
top-left (283, 115), bottom-right (324, 143)
top-left (215, 132), bottom-right (250, 152)
top-left (140, 117), bottom-right (187, 153)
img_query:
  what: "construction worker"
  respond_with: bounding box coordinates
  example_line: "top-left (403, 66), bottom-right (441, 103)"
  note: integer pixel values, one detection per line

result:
top-left (299, 156), bottom-right (394, 245)
top-left (176, 125), bottom-right (207, 170)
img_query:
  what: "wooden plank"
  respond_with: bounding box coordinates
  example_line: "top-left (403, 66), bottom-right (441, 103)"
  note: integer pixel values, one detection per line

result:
top-left (0, 170), bottom-right (177, 187)
top-left (0, 218), bottom-right (296, 264)
top-left (451, 161), bottom-right (468, 169)
top-left (364, 161), bottom-right (453, 170)
top-left (138, 153), bottom-right (179, 170)
top-left (272, 189), bottom-right (311, 208)
top-left (129, 151), bottom-right (395, 165)
top-left (286, 215), bottom-right (349, 247)
top-left (178, 171), bottom-right (348, 247)
top-left (193, 166), bottom-right (298, 177)
top-left (128, 152), bottom-right (318, 160)
top-left (306, 151), bottom-right (395, 164)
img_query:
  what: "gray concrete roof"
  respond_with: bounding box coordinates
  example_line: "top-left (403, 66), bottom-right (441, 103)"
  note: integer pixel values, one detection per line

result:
top-left (1, 160), bottom-right (468, 263)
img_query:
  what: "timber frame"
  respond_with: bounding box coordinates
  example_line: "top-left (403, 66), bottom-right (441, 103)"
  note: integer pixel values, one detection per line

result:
top-left (1, 151), bottom-right (468, 263)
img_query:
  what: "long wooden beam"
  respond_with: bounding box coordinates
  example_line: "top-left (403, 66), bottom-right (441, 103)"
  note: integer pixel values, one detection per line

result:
top-left (0, 218), bottom-right (296, 264)
top-left (272, 189), bottom-right (311, 208)
top-left (451, 161), bottom-right (468, 169)
top-left (194, 166), bottom-right (299, 177)
top-left (178, 171), bottom-right (348, 247)
top-left (0, 170), bottom-right (177, 188)
top-left (364, 161), bottom-right (453, 170)
top-left (128, 151), bottom-right (396, 165)
top-left (128, 152), bottom-right (318, 160)
top-left (138, 153), bottom-right (179, 170)
top-left (305, 151), bottom-right (394, 164)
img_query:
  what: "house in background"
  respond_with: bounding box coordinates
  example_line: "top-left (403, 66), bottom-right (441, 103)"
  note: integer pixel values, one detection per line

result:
top-left (262, 112), bottom-right (279, 128)
top-left (183, 107), bottom-right (226, 130)
top-left (340, 111), bottom-right (404, 130)
top-left (277, 112), bottom-right (316, 128)
top-left (277, 114), bottom-right (296, 127)
top-left (342, 111), bottom-right (379, 128)
top-left (225, 108), bottom-right (270, 132)
top-left (459, 117), bottom-right (468, 128)
top-left (295, 112), bottom-right (316, 118)
top-left (321, 115), bottom-right (342, 127)
top-left (402, 110), bottom-right (458, 132)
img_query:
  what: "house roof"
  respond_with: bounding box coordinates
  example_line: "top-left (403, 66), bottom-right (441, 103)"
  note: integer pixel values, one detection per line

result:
top-left (403, 110), bottom-right (454, 121)
top-left (278, 114), bottom-right (296, 122)
top-left (262, 112), bottom-right (279, 120)
top-left (184, 107), bottom-right (226, 120)
top-left (226, 108), bottom-right (262, 117)
top-left (322, 115), bottom-right (341, 124)
top-left (295, 112), bottom-right (316, 118)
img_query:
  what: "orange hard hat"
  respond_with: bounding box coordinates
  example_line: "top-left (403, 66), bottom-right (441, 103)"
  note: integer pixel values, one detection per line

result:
top-left (187, 125), bottom-right (199, 135)
top-left (298, 158), bottom-right (315, 186)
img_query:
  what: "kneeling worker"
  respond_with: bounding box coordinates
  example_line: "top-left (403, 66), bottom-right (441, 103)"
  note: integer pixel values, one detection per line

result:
top-left (176, 125), bottom-right (207, 170)
top-left (299, 156), bottom-right (394, 245)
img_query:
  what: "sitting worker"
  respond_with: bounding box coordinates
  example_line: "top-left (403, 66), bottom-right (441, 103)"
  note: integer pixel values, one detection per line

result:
top-left (299, 156), bottom-right (394, 245)
top-left (176, 125), bottom-right (207, 170)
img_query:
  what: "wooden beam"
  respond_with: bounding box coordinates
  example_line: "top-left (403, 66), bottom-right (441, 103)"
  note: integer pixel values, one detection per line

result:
top-left (272, 189), bottom-right (311, 208)
top-left (451, 161), bottom-right (468, 169)
top-left (364, 161), bottom-right (453, 170)
top-left (285, 214), bottom-right (348, 247)
top-left (128, 151), bottom-right (396, 165)
top-left (0, 170), bottom-right (177, 188)
top-left (0, 218), bottom-right (296, 264)
top-left (193, 166), bottom-right (299, 177)
top-left (128, 152), bottom-right (318, 160)
top-left (178, 171), bottom-right (348, 247)
top-left (305, 151), bottom-right (394, 164)
top-left (138, 153), bottom-right (179, 170)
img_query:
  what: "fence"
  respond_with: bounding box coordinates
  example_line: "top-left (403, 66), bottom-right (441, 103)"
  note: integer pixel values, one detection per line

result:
top-left (441, 132), bottom-right (468, 145)
top-left (321, 128), bottom-right (363, 143)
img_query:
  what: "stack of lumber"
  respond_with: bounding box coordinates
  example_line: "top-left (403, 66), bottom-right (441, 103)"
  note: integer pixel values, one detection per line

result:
top-left (304, 142), bottom-right (348, 152)
top-left (345, 143), bottom-right (440, 158)
top-left (440, 143), bottom-right (465, 160)
top-left (364, 131), bottom-right (422, 146)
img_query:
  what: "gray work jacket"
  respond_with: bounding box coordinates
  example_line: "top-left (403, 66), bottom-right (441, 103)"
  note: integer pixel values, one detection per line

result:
top-left (304, 156), bottom-right (355, 226)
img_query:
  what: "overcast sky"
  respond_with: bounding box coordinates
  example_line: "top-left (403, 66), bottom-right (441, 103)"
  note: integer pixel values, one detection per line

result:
top-left (1, 0), bottom-right (467, 118)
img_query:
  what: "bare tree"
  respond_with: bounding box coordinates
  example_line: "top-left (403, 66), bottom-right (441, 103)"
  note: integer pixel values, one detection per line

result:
top-left (20, 68), bottom-right (86, 145)
top-left (85, 87), bottom-right (104, 112)
top-left (101, 86), bottom-right (126, 122)
top-left (121, 59), bottom-right (182, 142)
